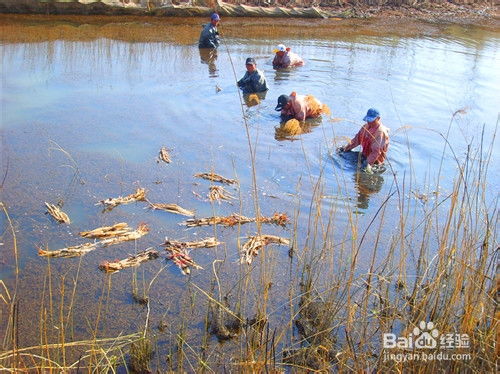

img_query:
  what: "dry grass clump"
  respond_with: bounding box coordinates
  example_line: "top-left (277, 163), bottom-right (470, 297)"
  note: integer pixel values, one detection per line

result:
top-left (277, 119), bottom-right (303, 137)
top-left (79, 222), bottom-right (130, 239)
top-left (157, 146), bottom-right (171, 163)
top-left (161, 237), bottom-right (221, 251)
top-left (99, 248), bottom-right (159, 274)
top-left (180, 212), bottom-right (289, 227)
top-left (38, 242), bottom-right (98, 258)
top-left (194, 172), bottom-right (237, 185)
top-left (208, 185), bottom-right (235, 203)
top-left (147, 202), bottom-right (195, 217)
top-left (306, 95), bottom-right (331, 117)
top-left (240, 234), bottom-right (290, 264)
top-left (165, 246), bottom-right (203, 275)
top-left (44, 202), bottom-right (70, 224)
top-left (99, 223), bottom-right (149, 246)
top-left (98, 187), bottom-right (147, 210)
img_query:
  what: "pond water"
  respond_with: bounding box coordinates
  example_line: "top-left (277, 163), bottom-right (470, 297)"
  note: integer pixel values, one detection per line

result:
top-left (1, 15), bottom-right (499, 369)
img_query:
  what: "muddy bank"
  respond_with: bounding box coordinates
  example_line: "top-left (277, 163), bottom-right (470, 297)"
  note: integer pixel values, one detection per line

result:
top-left (0, 0), bottom-right (497, 21)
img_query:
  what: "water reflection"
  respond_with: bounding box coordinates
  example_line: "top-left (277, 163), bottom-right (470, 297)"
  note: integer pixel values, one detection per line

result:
top-left (198, 47), bottom-right (218, 77)
top-left (353, 170), bottom-right (384, 210)
top-left (243, 91), bottom-right (267, 107)
top-left (337, 150), bottom-right (385, 210)
top-left (273, 68), bottom-right (298, 82)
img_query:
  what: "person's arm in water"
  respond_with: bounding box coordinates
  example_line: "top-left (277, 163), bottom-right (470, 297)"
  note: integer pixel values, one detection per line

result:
top-left (339, 127), bottom-right (363, 152)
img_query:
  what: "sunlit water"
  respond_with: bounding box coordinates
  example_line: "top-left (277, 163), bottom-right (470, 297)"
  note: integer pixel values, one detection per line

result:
top-left (1, 16), bottom-right (499, 365)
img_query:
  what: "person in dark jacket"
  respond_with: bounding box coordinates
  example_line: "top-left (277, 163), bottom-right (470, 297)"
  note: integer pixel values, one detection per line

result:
top-left (198, 13), bottom-right (220, 49)
top-left (237, 57), bottom-right (269, 94)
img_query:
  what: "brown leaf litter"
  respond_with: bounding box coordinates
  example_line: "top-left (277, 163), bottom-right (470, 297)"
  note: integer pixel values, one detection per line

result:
top-left (147, 202), bottom-right (195, 217)
top-left (194, 172), bottom-right (237, 185)
top-left (240, 235), bottom-right (290, 264)
top-left (97, 188), bottom-right (147, 210)
top-left (181, 212), bottom-right (290, 228)
top-left (99, 248), bottom-right (159, 273)
top-left (45, 202), bottom-right (70, 224)
top-left (208, 185), bottom-right (235, 203)
top-left (157, 146), bottom-right (172, 163)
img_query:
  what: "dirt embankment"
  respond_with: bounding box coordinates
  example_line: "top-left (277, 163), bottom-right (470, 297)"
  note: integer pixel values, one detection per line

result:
top-left (0, 0), bottom-right (497, 22)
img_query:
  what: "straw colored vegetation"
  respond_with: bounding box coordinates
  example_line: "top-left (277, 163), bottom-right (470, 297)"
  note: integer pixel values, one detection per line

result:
top-left (97, 187), bottom-right (146, 210)
top-left (147, 202), bottom-right (195, 216)
top-left (240, 234), bottom-right (290, 264)
top-left (37, 223), bottom-right (150, 258)
top-left (99, 248), bottom-right (159, 274)
top-left (162, 237), bottom-right (221, 274)
top-left (38, 242), bottom-right (98, 258)
top-left (180, 212), bottom-right (290, 227)
top-left (79, 222), bottom-right (130, 239)
top-left (44, 202), bottom-right (70, 224)
top-left (165, 246), bottom-right (203, 275)
top-left (80, 222), bottom-right (149, 246)
top-left (161, 237), bottom-right (222, 250)
top-left (3, 119), bottom-right (498, 372)
top-left (194, 172), bottom-right (237, 185)
top-left (157, 146), bottom-right (172, 164)
top-left (208, 185), bottom-right (235, 203)
top-left (0, 43), bottom-right (496, 372)
top-left (99, 223), bottom-right (149, 246)
top-left (306, 95), bottom-right (331, 117)
top-left (276, 119), bottom-right (303, 138)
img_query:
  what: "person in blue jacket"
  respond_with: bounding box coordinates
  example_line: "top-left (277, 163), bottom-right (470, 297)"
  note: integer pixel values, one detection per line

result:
top-left (237, 57), bottom-right (269, 94)
top-left (198, 13), bottom-right (220, 49)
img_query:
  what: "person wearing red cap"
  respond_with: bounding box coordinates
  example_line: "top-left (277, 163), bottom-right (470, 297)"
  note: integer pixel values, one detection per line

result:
top-left (198, 13), bottom-right (220, 49)
top-left (272, 44), bottom-right (304, 69)
top-left (275, 92), bottom-right (329, 122)
top-left (338, 108), bottom-right (389, 173)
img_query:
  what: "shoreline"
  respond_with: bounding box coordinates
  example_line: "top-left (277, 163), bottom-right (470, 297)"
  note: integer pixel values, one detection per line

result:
top-left (0, 1), bottom-right (498, 23)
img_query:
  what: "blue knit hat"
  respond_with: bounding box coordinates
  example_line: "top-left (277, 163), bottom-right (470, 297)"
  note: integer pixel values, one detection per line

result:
top-left (211, 13), bottom-right (220, 21)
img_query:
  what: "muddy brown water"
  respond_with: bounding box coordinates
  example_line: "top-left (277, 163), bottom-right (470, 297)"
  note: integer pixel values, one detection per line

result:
top-left (1, 14), bottom-right (499, 370)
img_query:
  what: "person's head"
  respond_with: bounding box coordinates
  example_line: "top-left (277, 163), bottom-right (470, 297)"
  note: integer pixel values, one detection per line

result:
top-left (274, 44), bottom-right (287, 57)
top-left (363, 108), bottom-right (380, 125)
top-left (275, 94), bottom-right (290, 111)
top-left (245, 57), bottom-right (257, 73)
top-left (210, 13), bottom-right (220, 26)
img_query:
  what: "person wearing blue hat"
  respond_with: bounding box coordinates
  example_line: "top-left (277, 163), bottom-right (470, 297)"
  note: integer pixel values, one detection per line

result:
top-left (338, 108), bottom-right (389, 173)
top-left (237, 57), bottom-right (269, 94)
top-left (198, 13), bottom-right (220, 49)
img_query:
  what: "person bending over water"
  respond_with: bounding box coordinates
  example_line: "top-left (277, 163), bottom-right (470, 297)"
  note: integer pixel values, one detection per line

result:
top-left (337, 108), bottom-right (389, 173)
top-left (275, 92), bottom-right (330, 122)
top-left (198, 13), bottom-right (220, 49)
top-left (237, 58), bottom-right (269, 94)
top-left (272, 44), bottom-right (304, 69)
